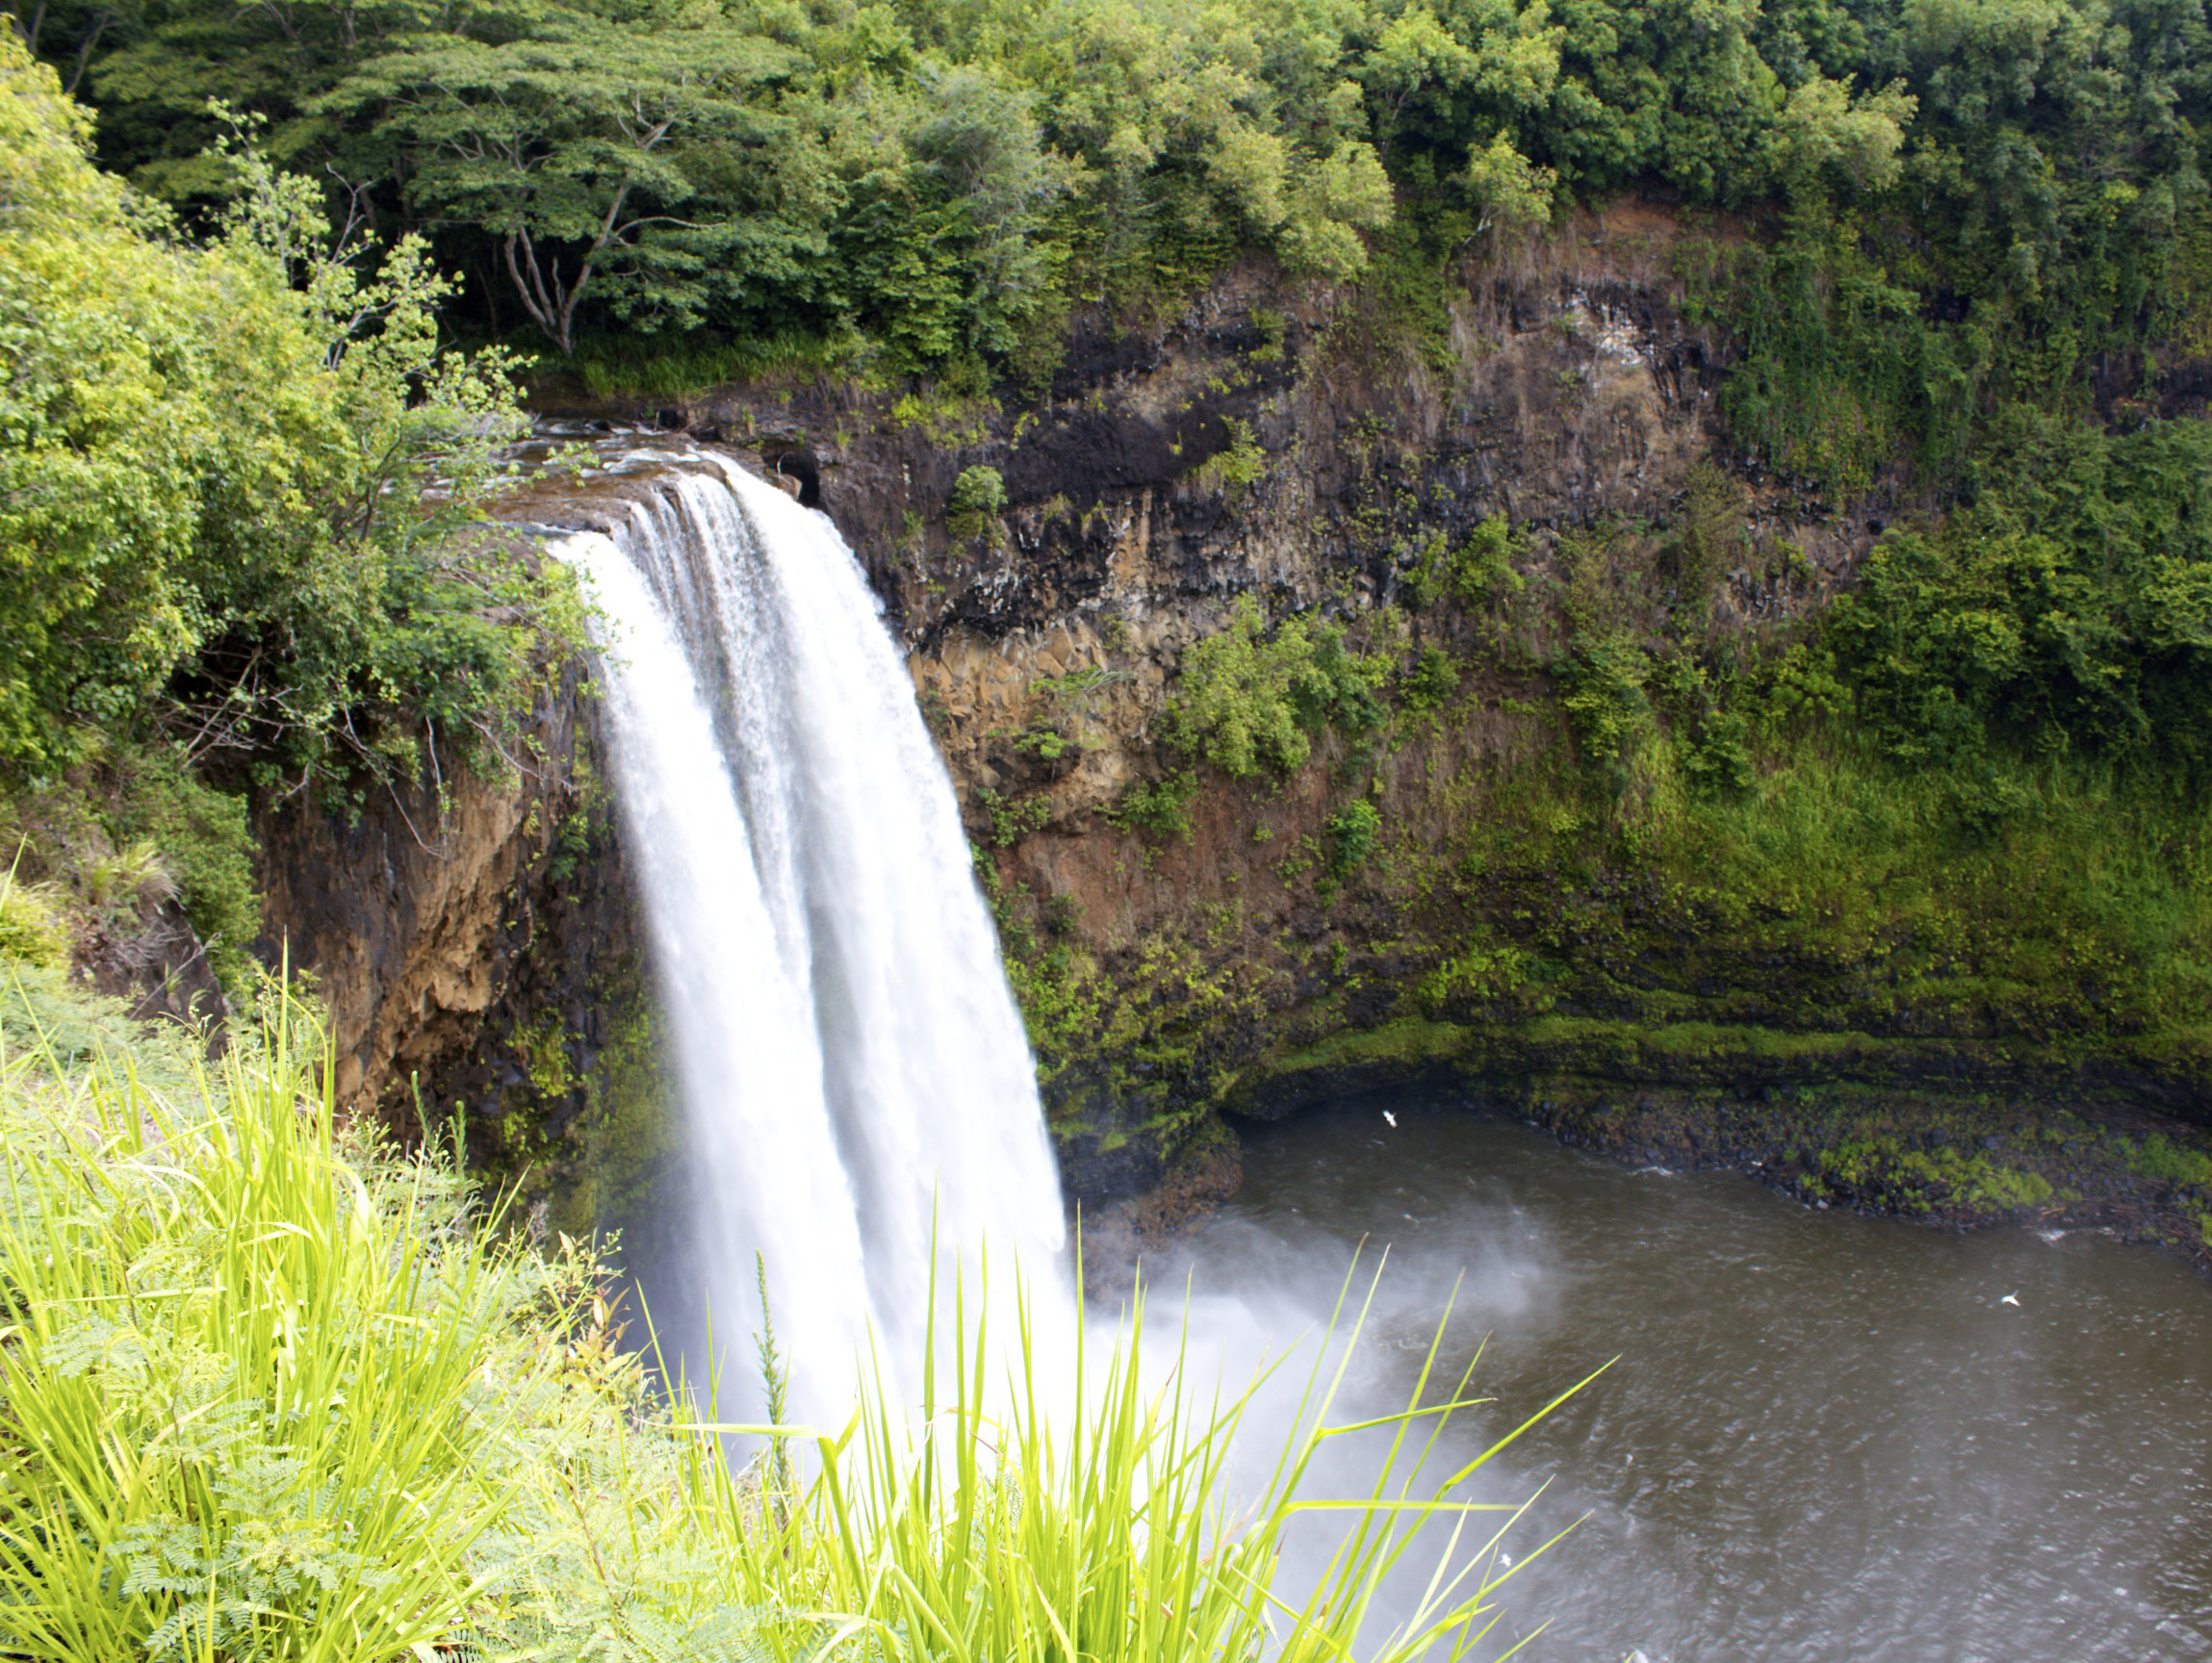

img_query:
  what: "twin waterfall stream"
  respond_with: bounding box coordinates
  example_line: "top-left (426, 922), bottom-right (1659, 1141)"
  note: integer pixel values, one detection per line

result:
top-left (550, 456), bottom-right (1067, 1424)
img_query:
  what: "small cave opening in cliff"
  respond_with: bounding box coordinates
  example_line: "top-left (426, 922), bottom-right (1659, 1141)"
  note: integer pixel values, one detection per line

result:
top-left (765, 447), bottom-right (822, 506)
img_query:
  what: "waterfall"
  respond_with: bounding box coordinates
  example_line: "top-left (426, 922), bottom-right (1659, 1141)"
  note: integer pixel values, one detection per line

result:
top-left (549, 455), bottom-right (1067, 1425)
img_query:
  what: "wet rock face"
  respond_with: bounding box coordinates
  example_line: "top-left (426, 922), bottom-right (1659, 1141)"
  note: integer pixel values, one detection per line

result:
top-left (254, 717), bottom-right (553, 1111)
top-left (253, 670), bottom-right (625, 1111)
top-left (873, 241), bottom-right (1751, 857)
top-left (651, 210), bottom-right (1878, 780)
top-left (254, 664), bottom-right (674, 1239)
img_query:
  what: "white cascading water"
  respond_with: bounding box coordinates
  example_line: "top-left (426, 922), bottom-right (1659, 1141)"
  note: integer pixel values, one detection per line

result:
top-left (549, 455), bottom-right (1067, 1425)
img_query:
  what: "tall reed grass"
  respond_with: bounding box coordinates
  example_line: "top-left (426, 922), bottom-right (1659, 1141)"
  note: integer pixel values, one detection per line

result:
top-left (0, 986), bottom-right (1582, 1660)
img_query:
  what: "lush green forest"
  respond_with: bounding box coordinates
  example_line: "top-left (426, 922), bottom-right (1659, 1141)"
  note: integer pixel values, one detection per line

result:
top-left (13, 0), bottom-right (2212, 409)
top-left (0, 31), bottom-right (583, 979)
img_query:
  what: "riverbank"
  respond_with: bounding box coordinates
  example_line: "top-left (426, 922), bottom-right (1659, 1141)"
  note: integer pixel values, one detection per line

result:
top-left (1523, 1086), bottom-right (2212, 1272)
top-left (1212, 1037), bottom-right (2212, 1274)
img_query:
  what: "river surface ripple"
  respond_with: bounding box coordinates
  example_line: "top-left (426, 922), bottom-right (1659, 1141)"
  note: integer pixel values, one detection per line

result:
top-left (1170, 1094), bottom-right (2212, 1663)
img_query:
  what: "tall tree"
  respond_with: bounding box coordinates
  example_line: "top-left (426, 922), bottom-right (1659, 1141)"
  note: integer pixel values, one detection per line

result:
top-left (330, 19), bottom-right (825, 353)
top-left (3, 0), bottom-right (145, 95)
top-left (0, 32), bottom-right (563, 787)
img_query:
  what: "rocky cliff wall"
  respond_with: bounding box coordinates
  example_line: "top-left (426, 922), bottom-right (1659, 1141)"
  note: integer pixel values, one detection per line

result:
top-left (619, 210), bottom-right (1893, 1200)
top-left (255, 657), bottom-right (673, 1238)
top-left (667, 203), bottom-right (2205, 1252)
top-left (263, 201), bottom-right (2211, 1261)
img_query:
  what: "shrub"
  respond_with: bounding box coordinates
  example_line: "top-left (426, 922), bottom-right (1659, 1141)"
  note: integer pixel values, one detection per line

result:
top-left (1682, 709), bottom-right (1756, 799)
top-left (1450, 518), bottom-right (1525, 606)
top-left (1400, 646), bottom-right (1461, 713)
top-left (1414, 939), bottom-right (1530, 1014)
top-left (978, 784), bottom-right (1051, 847)
top-left (1558, 633), bottom-right (1655, 773)
top-left (1403, 520), bottom-right (1525, 613)
top-left (1042, 890), bottom-right (1083, 935)
top-left (1325, 798), bottom-right (1383, 877)
top-left (1162, 598), bottom-right (1386, 778)
top-left (1013, 721), bottom-right (1075, 760)
top-left (1668, 462), bottom-right (1747, 623)
top-left (0, 865), bottom-right (69, 967)
top-left (1106, 771), bottom-right (1198, 842)
top-left (102, 746), bottom-right (260, 990)
top-left (948, 464), bottom-right (1009, 539)
top-left (1191, 416), bottom-right (1267, 493)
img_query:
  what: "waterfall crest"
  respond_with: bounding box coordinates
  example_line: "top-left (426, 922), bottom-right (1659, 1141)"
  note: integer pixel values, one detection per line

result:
top-left (551, 456), bottom-right (1066, 1423)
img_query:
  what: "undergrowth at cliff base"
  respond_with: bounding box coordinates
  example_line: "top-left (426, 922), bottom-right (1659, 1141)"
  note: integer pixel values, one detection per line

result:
top-left (0, 976), bottom-right (1585, 1660)
top-left (988, 399), bottom-right (2212, 1240)
top-left (1520, 1083), bottom-right (2212, 1257)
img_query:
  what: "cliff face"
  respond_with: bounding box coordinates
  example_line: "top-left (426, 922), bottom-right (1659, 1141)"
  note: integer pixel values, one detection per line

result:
top-left (635, 208), bottom-right (1908, 1209)
top-left (678, 204), bottom-right (2204, 1239)
top-left (266, 203), bottom-right (2210, 1255)
top-left (255, 663), bottom-right (674, 1237)
top-left (273, 211), bottom-right (1743, 1082)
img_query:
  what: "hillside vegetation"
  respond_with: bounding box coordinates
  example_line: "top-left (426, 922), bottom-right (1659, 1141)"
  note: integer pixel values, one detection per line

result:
top-left (0, 34), bottom-right (579, 986)
top-left (12, 0), bottom-right (2209, 424)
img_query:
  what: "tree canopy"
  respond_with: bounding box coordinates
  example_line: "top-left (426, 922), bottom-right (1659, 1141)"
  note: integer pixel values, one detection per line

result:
top-left (13, 0), bottom-right (2194, 397)
top-left (0, 30), bottom-right (568, 790)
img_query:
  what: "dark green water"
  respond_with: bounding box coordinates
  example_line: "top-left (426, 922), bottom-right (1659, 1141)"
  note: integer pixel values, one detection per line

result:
top-left (1172, 1094), bottom-right (2212, 1662)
